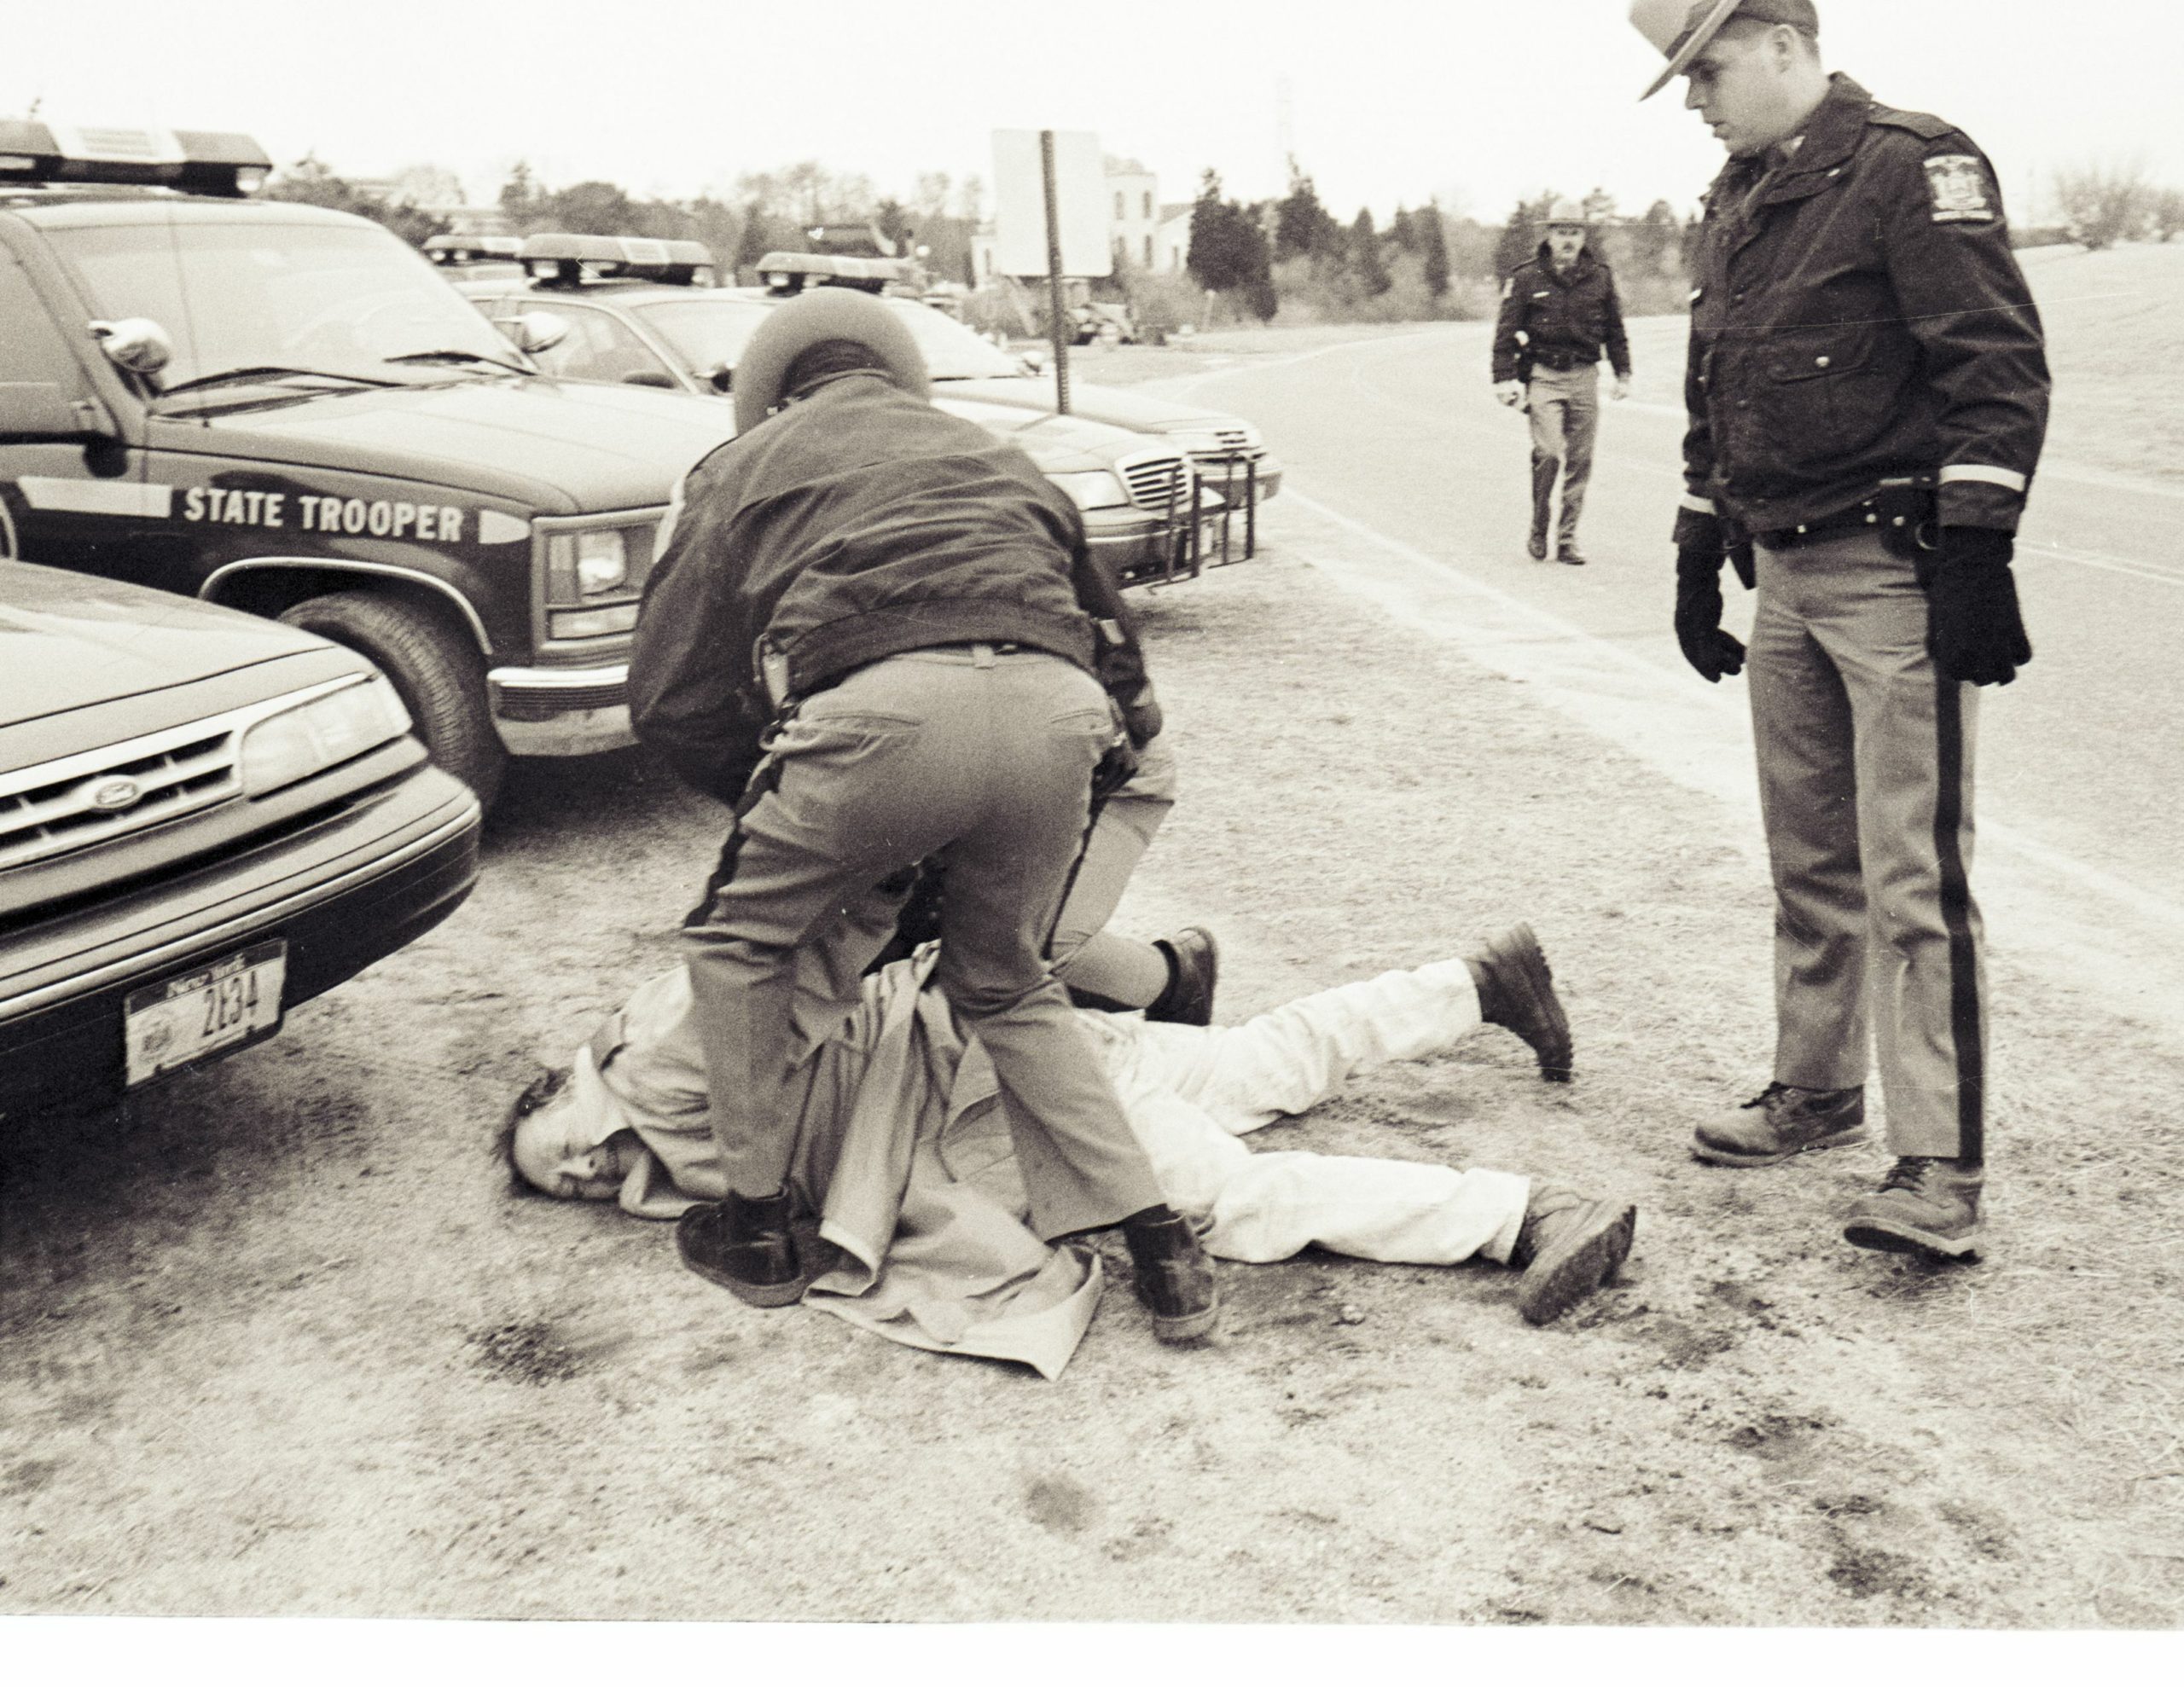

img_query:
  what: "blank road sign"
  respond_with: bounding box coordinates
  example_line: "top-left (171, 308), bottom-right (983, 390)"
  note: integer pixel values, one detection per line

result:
top-left (990, 129), bottom-right (1112, 279)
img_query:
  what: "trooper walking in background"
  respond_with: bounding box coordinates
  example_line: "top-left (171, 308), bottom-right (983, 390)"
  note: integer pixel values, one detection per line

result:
top-left (1491, 200), bottom-right (1634, 565)
top-left (1630, 0), bottom-right (2049, 1261)
top-left (628, 287), bottom-right (1218, 1342)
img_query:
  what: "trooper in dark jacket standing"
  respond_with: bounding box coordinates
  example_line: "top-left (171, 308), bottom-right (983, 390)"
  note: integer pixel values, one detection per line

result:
top-left (1491, 201), bottom-right (1633, 564)
top-left (627, 287), bottom-right (1218, 1343)
top-left (1630, 0), bottom-right (2049, 1261)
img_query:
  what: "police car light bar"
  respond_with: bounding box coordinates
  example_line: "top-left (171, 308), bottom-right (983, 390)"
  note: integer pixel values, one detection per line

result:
top-left (424, 235), bottom-right (524, 264)
top-left (517, 233), bottom-right (716, 286)
top-left (0, 122), bottom-right (272, 197)
top-left (755, 251), bottom-right (915, 295)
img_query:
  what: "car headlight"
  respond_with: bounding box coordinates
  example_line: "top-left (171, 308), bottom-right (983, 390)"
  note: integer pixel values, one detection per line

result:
top-left (543, 520), bottom-right (656, 640)
top-left (240, 676), bottom-right (412, 798)
top-left (1050, 471), bottom-right (1130, 512)
top-left (548, 528), bottom-right (632, 600)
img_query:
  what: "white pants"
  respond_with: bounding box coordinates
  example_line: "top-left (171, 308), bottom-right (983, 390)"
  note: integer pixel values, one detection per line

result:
top-left (1078, 959), bottom-right (1531, 1266)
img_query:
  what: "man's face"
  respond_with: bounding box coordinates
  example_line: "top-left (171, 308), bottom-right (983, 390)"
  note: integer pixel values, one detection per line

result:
top-left (1546, 226), bottom-right (1587, 265)
top-left (514, 1093), bottom-right (636, 1201)
top-left (1682, 25), bottom-right (1799, 157)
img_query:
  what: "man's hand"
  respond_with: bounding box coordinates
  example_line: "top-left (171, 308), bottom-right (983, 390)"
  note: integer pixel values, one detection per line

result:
top-left (1926, 528), bottom-right (2032, 686)
top-left (1675, 547), bottom-right (1747, 683)
top-left (1494, 380), bottom-right (1525, 408)
top-left (1612, 375), bottom-right (1632, 402)
top-left (1091, 737), bottom-right (1140, 801)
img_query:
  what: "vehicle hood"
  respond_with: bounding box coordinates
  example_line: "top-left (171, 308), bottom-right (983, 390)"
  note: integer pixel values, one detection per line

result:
top-left (931, 395), bottom-right (1169, 476)
top-left (939, 374), bottom-right (1236, 436)
top-left (189, 379), bottom-right (740, 514)
top-left (0, 561), bottom-right (346, 739)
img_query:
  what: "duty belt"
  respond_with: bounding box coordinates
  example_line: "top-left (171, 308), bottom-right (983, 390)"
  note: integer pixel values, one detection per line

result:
top-left (1755, 477), bottom-right (1939, 557)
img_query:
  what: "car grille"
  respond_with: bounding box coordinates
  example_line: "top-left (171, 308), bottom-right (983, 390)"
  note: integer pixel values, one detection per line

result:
top-left (0, 724), bottom-right (241, 871)
top-left (1117, 450), bottom-right (1193, 513)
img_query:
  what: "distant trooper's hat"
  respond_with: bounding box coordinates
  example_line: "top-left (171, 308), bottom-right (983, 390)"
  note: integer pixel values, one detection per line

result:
top-left (1536, 198), bottom-right (1591, 229)
top-left (1629, 0), bottom-right (1821, 101)
top-left (732, 287), bottom-right (931, 435)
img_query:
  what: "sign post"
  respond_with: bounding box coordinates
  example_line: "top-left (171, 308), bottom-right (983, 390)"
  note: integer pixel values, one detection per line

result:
top-left (991, 128), bottom-right (1108, 417)
top-left (1040, 130), bottom-right (1072, 415)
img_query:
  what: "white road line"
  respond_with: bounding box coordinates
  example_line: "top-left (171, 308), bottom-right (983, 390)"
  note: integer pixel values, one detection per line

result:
top-left (1281, 489), bottom-right (2184, 954)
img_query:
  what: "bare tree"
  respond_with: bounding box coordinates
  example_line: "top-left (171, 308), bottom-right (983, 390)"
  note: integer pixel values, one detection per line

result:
top-left (2053, 157), bottom-right (2152, 251)
top-left (2152, 187), bottom-right (2184, 244)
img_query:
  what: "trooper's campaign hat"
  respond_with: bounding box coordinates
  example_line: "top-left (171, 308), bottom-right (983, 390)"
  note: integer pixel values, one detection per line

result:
top-left (1536, 198), bottom-right (1591, 229)
top-left (1629, 0), bottom-right (1820, 101)
top-left (732, 287), bottom-right (931, 435)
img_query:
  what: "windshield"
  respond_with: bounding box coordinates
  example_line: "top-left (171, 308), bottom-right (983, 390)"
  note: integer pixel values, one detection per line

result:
top-left (636, 290), bottom-right (1022, 381)
top-left (633, 295), bottom-right (774, 375)
top-left (44, 217), bottom-right (526, 391)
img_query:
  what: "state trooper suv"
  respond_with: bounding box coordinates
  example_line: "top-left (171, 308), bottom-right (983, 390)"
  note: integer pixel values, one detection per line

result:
top-left (0, 123), bottom-right (740, 809)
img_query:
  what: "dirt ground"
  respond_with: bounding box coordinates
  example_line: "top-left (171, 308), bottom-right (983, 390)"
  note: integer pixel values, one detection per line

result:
top-left (9, 253), bottom-right (2184, 1633)
top-left (6, 529), bottom-right (2183, 1628)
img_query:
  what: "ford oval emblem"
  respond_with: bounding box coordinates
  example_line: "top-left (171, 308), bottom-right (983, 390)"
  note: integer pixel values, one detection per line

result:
top-left (92, 778), bottom-right (142, 812)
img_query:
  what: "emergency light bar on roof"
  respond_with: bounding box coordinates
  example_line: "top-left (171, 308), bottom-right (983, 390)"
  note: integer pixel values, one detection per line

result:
top-left (0, 121), bottom-right (271, 196)
top-left (517, 232), bottom-right (716, 286)
top-left (755, 250), bottom-right (915, 295)
top-left (424, 234), bottom-right (524, 264)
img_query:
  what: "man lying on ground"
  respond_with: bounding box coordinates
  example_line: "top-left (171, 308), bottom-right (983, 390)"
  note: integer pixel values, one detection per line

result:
top-left (507, 919), bottom-right (1631, 1378)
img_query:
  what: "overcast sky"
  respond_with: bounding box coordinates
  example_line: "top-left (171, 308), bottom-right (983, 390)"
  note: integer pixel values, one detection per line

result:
top-left (5, 0), bottom-right (2178, 226)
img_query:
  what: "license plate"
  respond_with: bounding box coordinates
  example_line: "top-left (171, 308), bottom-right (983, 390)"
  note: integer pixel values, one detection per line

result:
top-left (123, 940), bottom-right (287, 1087)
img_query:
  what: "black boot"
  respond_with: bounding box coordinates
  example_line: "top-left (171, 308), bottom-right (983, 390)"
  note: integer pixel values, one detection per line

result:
top-left (1122, 1208), bottom-right (1220, 1343)
top-left (677, 1187), bottom-right (812, 1307)
top-left (1143, 926), bottom-right (1219, 1026)
top-left (1467, 923), bottom-right (1574, 1081)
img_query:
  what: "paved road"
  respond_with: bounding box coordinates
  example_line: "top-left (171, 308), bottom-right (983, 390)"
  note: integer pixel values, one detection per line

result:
top-left (1153, 322), bottom-right (2184, 1039)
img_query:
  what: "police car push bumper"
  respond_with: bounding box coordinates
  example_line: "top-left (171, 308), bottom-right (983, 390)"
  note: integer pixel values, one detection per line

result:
top-left (486, 662), bottom-right (636, 756)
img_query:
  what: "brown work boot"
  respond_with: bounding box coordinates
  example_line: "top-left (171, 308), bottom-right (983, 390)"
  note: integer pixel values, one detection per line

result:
top-left (1145, 926), bottom-right (1220, 1027)
top-left (1692, 1082), bottom-right (1867, 1167)
top-left (676, 1187), bottom-right (815, 1307)
top-left (1843, 1158), bottom-right (1984, 1261)
top-left (1467, 923), bottom-right (1573, 1081)
top-left (1511, 1185), bottom-right (1636, 1325)
top-left (1123, 1209), bottom-right (1221, 1343)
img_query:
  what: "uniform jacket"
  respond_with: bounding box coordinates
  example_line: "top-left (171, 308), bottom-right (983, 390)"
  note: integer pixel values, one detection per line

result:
top-left (1676, 74), bottom-right (2050, 542)
top-left (1491, 246), bottom-right (1632, 384)
top-left (629, 375), bottom-right (1161, 803)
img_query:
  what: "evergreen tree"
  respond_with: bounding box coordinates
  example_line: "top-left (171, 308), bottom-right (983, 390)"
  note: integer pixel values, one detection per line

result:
top-left (1420, 200), bottom-right (1451, 298)
top-left (1350, 207), bottom-right (1391, 295)
top-left (1273, 158), bottom-right (1340, 262)
top-left (498, 160), bottom-right (543, 229)
top-left (1389, 205), bottom-right (1416, 252)
top-left (1186, 171), bottom-right (1275, 318)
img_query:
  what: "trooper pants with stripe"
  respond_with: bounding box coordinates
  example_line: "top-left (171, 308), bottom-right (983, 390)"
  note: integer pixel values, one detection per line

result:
top-left (1747, 530), bottom-right (1986, 1162)
top-left (1526, 364), bottom-right (1600, 549)
top-left (681, 642), bottom-right (1169, 1238)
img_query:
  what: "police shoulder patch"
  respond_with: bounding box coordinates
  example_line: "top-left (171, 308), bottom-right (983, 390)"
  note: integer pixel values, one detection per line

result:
top-left (1922, 153), bottom-right (1995, 224)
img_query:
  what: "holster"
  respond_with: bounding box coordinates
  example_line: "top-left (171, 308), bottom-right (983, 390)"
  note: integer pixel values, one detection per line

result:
top-left (1875, 474), bottom-right (1941, 573)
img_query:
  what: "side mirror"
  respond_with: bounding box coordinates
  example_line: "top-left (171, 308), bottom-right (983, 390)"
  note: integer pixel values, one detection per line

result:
top-left (706, 362), bottom-right (734, 394)
top-left (90, 318), bottom-right (173, 377)
top-left (505, 310), bottom-right (569, 355)
top-left (622, 368), bottom-right (677, 389)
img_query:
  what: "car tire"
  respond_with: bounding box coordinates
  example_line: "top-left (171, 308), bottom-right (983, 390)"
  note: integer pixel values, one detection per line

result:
top-left (278, 591), bottom-right (506, 810)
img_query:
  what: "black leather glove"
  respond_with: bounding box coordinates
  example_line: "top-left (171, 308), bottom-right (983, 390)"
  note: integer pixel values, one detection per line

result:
top-left (1926, 528), bottom-right (2032, 687)
top-left (1091, 736), bottom-right (1140, 801)
top-left (1675, 546), bottom-right (1747, 683)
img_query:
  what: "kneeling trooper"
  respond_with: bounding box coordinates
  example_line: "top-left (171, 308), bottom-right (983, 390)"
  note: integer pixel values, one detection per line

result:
top-left (509, 921), bottom-right (1636, 1377)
